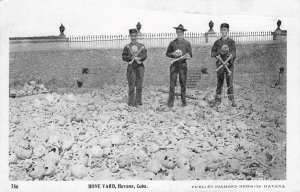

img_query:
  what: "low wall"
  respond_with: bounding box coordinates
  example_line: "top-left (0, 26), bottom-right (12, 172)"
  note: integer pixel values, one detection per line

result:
top-left (9, 36), bottom-right (68, 44)
top-left (9, 42), bottom-right (286, 90)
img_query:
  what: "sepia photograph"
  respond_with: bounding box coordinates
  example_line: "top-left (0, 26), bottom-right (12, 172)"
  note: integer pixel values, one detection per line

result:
top-left (0, 0), bottom-right (300, 191)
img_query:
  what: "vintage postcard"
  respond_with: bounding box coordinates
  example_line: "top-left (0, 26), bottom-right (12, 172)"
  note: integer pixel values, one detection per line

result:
top-left (1, 0), bottom-right (300, 191)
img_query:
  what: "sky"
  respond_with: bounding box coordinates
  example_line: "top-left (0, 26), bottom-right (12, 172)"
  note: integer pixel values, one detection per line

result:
top-left (0, 0), bottom-right (299, 37)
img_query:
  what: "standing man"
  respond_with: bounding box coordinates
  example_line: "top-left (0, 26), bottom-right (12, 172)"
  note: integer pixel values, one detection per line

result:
top-left (122, 28), bottom-right (147, 107)
top-left (211, 23), bottom-right (237, 107)
top-left (166, 24), bottom-right (192, 107)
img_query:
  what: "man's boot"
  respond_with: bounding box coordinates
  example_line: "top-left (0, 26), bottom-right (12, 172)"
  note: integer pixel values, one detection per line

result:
top-left (228, 95), bottom-right (237, 107)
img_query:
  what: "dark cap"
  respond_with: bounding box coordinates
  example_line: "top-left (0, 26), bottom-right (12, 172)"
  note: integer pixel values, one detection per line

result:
top-left (129, 28), bottom-right (138, 34)
top-left (173, 24), bottom-right (187, 31)
top-left (220, 23), bottom-right (229, 29)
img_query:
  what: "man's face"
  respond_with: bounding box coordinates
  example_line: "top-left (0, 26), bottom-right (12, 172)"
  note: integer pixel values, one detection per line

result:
top-left (130, 33), bottom-right (137, 42)
top-left (176, 29), bottom-right (184, 39)
top-left (220, 27), bottom-right (229, 37)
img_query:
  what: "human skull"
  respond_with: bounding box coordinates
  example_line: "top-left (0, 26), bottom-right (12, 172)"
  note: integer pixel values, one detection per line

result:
top-left (62, 136), bottom-right (73, 150)
top-left (208, 151), bottom-right (221, 163)
top-left (108, 159), bottom-right (120, 173)
top-left (9, 151), bottom-right (18, 164)
top-left (160, 169), bottom-right (174, 180)
top-left (147, 159), bottom-right (162, 174)
top-left (29, 80), bottom-right (36, 86)
top-left (140, 171), bottom-right (155, 180)
top-left (176, 156), bottom-right (190, 170)
top-left (89, 145), bottom-right (103, 158)
top-left (220, 44), bottom-right (229, 56)
top-left (162, 155), bottom-right (176, 169)
top-left (117, 154), bottom-right (132, 168)
top-left (47, 135), bottom-right (62, 148)
top-left (70, 163), bottom-right (87, 179)
top-left (33, 144), bottom-right (47, 158)
top-left (43, 161), bottom-right (57, 176)
top-left (14, 146), bottom-right (32, 159)
top-left (174, 49), bottom-right (182, 56)
top-left (28, 163), bottom-right (45, 180)
top-left (131, 45), bottom-right (139, 53)
top-left (226, 159), bottom-right (241, 172)
top-left (148, 142), bottom-right (160, 153)
top-left (44, 147), bottom-right (60, 163)
top-left (110, 134), bottom-right (123, 145)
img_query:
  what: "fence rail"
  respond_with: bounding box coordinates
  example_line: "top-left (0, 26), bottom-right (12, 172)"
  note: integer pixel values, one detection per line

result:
top-left (68, 31), bottom-right (273, 42)
top-left (65, 31), bottom-right (274, 49)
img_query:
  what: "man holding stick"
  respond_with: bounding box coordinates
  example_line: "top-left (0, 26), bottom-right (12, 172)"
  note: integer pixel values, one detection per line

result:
top-left (122, 28), bottom-right (147, 107)
top-left (211, 23), bottom-right (237, 107)
top-left (166, 24), bottom-right (192, 107)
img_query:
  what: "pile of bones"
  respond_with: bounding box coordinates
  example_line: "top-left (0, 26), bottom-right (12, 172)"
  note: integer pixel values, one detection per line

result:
top-left (9, 81), bottom-right (286, 181)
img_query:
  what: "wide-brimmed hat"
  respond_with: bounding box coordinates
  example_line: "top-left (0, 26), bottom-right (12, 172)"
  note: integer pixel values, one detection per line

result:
top-left (173, 24), bottom-right (187, 31)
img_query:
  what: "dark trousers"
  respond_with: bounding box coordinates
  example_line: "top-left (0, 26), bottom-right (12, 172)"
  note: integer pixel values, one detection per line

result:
top-left (127, 64), bottom-right (144, 106)
top-left (168, 62), bottom-right (187, 107)
top-left (216, 67), bottom-right (234, 97)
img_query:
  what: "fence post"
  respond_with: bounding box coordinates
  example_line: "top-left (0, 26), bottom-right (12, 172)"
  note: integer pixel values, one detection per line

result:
top-left (272, 20), bottom-right (287, 41)
top-left (205, 20), bottom-right (217, 44)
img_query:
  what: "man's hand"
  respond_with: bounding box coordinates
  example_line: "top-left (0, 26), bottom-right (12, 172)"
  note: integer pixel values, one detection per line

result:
top-left (135, 57), bottom-right (142, 64)
top-left (184, 53), bottom-right (191, 60)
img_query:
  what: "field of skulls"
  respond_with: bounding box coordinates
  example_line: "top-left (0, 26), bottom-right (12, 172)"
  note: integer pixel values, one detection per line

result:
top-left (9, 78), bottom-right (286, 181)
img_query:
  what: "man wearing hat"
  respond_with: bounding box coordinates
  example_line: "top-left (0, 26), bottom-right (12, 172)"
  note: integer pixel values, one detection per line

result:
top-left (211, 23), bottom-right (237, 107)
top-left (166, 24), bottom-right (192, 107)
top-left (122, 28), bottom-right (147, 106)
